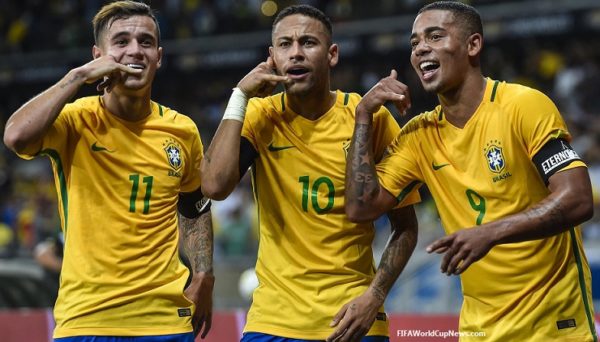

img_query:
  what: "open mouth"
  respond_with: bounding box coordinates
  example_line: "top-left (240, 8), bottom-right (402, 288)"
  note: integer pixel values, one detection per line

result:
top-left (286, 67), bottom-right (309, 78)
top-left (126, 63), bottom-right (145, 70)
top-left (419, 61), bottom-right (439, 79)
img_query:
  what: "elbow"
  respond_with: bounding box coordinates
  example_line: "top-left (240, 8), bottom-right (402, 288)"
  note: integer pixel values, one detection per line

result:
top-left (579, 198), bottom-right (594, 224)
top-left (345, 203), bottom-right (378, 223)
top-left (3, 129), bottom-right (20, 153)
top-left (568, 191), bottom-right (594, 226)
top-left (3, 128), bottom-right (28, 154)
top-left (201, 178), bottom-right (235, 201)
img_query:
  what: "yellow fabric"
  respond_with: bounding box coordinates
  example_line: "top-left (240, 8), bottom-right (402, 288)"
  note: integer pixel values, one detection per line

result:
top-left (377, 79), bottom-right (596, 341)
top-left (241, 91), bottom-right (420, 339)
top-left (18, 96), bottom-right (203, 337)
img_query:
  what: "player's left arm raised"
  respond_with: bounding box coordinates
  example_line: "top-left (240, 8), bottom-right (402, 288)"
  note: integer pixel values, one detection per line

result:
top-left (179, 190), bottom-right (214, 339)
top-left (327, 205), bottom-right (418, 342)
top-left (428, 164), bottom-right (593, 276)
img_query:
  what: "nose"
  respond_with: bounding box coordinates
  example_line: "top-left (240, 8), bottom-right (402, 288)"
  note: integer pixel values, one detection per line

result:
top-left (413, 40), bottom-right (431, 57)
top-left (126, 40), bottom-right (144, 57)
top-left (289, 41), bottom-right (305, 61)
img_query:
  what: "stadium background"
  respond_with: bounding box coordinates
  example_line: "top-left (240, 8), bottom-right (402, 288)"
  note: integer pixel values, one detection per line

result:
top-left (1, 0), bottom-right (600, 340)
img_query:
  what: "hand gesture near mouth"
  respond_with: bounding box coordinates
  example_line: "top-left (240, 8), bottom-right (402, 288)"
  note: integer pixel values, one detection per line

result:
top-left (237, 56), bottom-right (290, 98)
top-left (77, 55), bottom-right (143, 92)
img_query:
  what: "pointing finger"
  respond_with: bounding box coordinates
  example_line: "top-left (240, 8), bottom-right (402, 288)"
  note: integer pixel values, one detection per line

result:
top-left (116, 63), bottom-right (142, 75)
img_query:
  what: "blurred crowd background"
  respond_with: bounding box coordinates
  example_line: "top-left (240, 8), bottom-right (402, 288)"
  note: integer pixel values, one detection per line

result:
top-left (1, 0), bottom-right (600, 313)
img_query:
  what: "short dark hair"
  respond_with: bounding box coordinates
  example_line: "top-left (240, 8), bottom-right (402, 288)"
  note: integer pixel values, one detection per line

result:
top-left (93, 1), bottom-right (161, 46)
top-left (418, 1), bottom-right (483, 37)
top-left (272, 5), bottom-right (333, 40)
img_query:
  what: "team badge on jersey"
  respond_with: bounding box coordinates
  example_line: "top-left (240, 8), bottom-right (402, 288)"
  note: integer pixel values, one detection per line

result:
top-left (163, 138), bottom-right (183, 172)
top-left (484, 140), bottom-right (505, 173)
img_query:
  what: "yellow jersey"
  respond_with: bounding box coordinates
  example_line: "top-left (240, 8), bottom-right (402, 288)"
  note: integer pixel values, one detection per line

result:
top-left (241, 90), bottom-right (419, 339)
top-left (18, 96), bottom-right (203, 337)
top-left (377, 79), bottom-right (596, 341)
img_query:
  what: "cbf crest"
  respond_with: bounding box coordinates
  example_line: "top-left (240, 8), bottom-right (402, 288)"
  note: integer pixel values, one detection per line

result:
top-left (163, 138), bottom-right (183, 173)
top-left (484, 140), bottom-right (505, 173)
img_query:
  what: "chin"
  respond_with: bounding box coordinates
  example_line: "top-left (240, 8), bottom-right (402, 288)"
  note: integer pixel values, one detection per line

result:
top-left (284, 83), bottom-right (311, 96)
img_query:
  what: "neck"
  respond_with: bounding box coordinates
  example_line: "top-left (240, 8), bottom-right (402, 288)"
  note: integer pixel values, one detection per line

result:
top-left (438, 73), bottom-right (486, 128)
top-left (286, 87), bottom-right (337, 121)
top-left (101, 91), bottom-right (152, 122)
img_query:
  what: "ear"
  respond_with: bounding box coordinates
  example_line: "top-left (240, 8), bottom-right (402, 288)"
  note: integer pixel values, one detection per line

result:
top-left (467, 33), bottom-right (483, 57)
top-left (157, 46), bottom-right (163, 69)
top-left (92, 45), bottom-right (102, 59)
top-left (328, 43), bottom-right (339, 68)
top-left (268, 46), bottom-right (278, 70)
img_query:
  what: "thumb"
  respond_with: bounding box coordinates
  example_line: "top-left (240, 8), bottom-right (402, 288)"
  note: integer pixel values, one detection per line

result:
top-left (389, 69), bottom-right (398, 79)
top-left (266, 56), bottom-right (275, 70)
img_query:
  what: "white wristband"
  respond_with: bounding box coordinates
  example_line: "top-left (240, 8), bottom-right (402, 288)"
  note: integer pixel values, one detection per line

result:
top-left (222, 87), bottom-right (248, 122)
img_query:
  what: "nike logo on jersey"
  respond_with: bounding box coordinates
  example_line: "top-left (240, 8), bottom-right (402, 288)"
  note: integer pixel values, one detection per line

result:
top-left (267, 142), bottom-right (295, 152)
top-left (91, 142), bottom-right (112, 152)
top-left (432, 162), bottom-right (449, 170)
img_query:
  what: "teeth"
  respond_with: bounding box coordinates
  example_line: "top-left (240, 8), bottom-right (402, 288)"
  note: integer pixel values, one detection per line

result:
top-left (420, 61), bottom-right (437, 71)
top-left (126, 64), bottom-right (144, 69)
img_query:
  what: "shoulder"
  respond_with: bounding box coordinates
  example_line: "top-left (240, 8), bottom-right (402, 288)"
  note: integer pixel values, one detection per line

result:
top-left (494, 80), bottom-right (556, 109)
top-left (154, 102), bottom-right (197, 129)
top-left (246, 92), bottom-right (285, 124)
top-left (248, 92), bottom-right (284, 112)
top-left (401, 107), bottom-right (440, 136)
top-left (62, 96), bottom-right (100, 115)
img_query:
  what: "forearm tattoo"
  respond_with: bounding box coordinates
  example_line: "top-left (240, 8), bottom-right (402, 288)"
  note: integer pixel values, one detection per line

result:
top-left (372, 208), bottom-right (418, 301)
top-left (347, 123), bottom-right (379, 204)
top-left (59, 74), bottom-right (82, 89)
top-left (180, 212), bottom-right (214, 273)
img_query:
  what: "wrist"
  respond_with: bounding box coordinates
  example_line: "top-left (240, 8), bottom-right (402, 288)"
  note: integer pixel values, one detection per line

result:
top-left (355, 104), bottom-right (374, 124)
top-left (63, 68), bottom-right (87, 88)
top-left (223, 87), bottom-right (248, 122)
top-left (191, 270), bottom-right (215, 282)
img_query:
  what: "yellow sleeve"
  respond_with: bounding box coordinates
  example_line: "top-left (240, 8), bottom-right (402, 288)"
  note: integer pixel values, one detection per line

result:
top-left (513, 87), bottom-right (571, 157)
top-left (375, 116), bottom-right (423, 206)
top-left (241, 97), bottom-right (269, 151)
top-left (16, 102), bottom-right (78, 160)
top-left (181, 119), bottom-right (204, 193)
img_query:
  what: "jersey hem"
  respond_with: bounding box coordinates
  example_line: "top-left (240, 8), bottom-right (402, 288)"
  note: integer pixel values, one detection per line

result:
top-left (243, 323), bottom-right (389, 339)
top-left (53, 326), bottom-right (193, 338)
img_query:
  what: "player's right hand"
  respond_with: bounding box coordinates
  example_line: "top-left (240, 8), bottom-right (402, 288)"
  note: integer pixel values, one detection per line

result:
top-left (237, 56), bottom-right (289, 98)
top-left (75, 55), bottom-right (142, 92)
top-left (357, 69), bottom-right (411, 116)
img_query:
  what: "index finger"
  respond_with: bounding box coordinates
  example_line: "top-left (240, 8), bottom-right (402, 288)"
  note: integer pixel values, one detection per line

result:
top-left (426, 235), bottom-right (453, 253)
top-left (326, 318), bottom-right (351, 342)
top-left (115, 63), bottom-right (143, 75)
top-left (200, 313), bottom-right (212, 339)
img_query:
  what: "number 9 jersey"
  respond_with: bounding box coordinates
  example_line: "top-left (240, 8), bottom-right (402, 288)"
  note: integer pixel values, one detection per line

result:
top-left (376, 79), bottom-right (595, 341)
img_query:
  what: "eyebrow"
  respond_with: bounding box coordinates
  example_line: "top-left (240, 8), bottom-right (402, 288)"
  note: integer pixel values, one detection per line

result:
top-left (109, 31), bottom-right (157, 43)
top-left (275, 33), bottom-right (321, 41)
top-left (410, 26), bottom-right (446, 40)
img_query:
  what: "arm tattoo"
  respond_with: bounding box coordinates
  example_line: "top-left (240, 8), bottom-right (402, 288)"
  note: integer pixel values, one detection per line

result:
top-left (371, 207), bottom-right (418, 302)
top-left (525, 197), bottom-right (566, 229)
top-left (347, 122), bottom-right (380, 204)
top-left (179, 211), bottom-right (213, 273)
top-left (59, 74), bottom-right (82, 89)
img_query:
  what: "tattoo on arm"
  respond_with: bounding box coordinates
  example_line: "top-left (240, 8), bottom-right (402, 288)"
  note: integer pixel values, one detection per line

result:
top-left (496, 196), bottom-right (568, 243)
top-left (59, 74), bottom-right (82, 89)
top-left (371, 207), bottom-right (418, 302)
top-left (179, 212), bottom-right (213, 273)
top-left (347, 123), bottom-right (380, 204)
